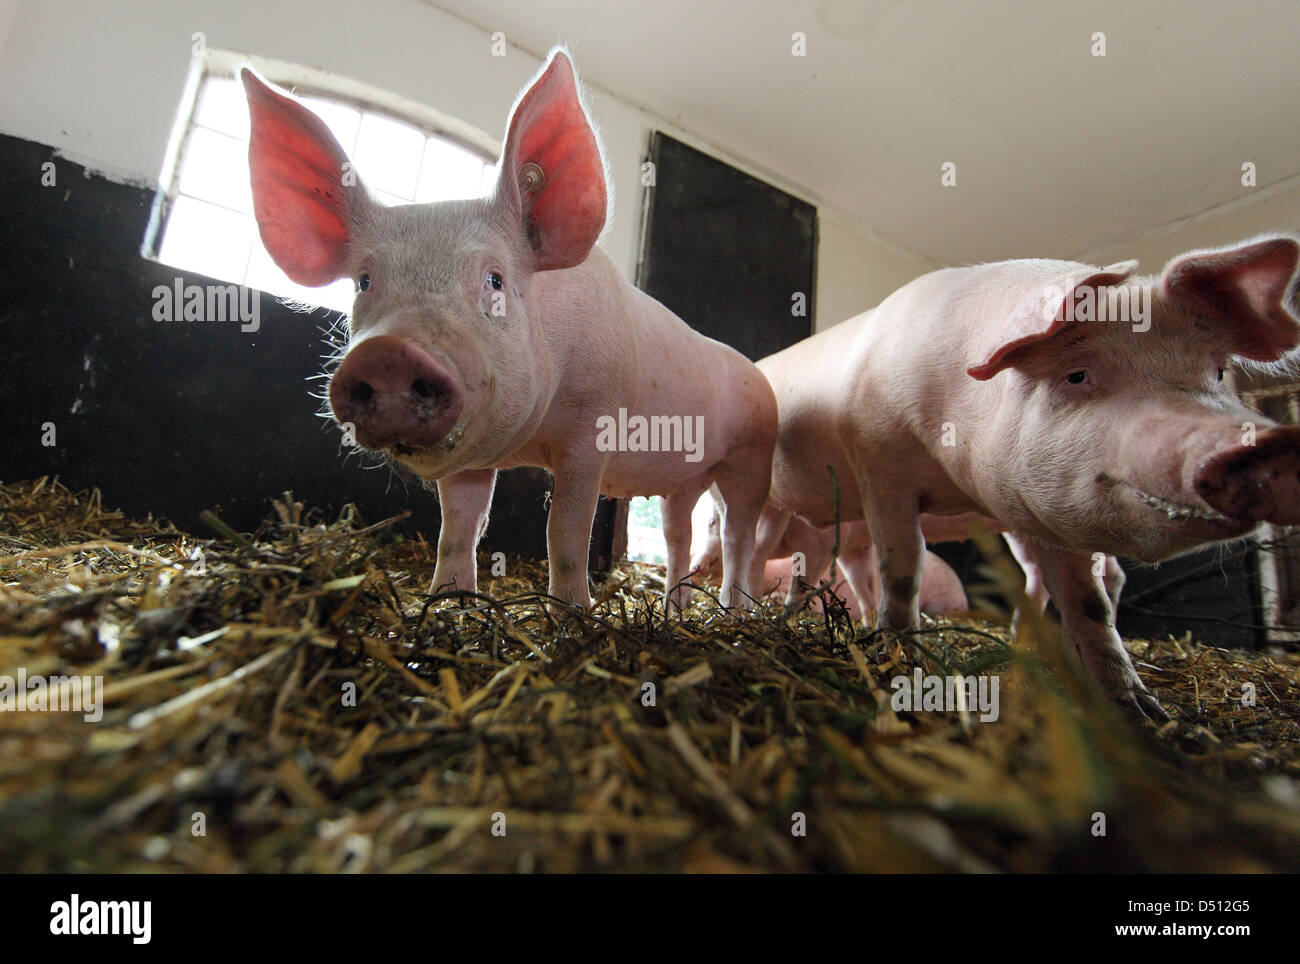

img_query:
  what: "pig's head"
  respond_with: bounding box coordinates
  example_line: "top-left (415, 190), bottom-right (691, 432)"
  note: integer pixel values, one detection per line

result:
top-left (966, 236), bottom-right (1300, 561)
top-left (241, 50), bottom-right (608, 478)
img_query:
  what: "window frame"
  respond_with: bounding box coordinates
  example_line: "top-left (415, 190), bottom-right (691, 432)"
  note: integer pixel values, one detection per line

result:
top-left (141, 47), bottom-right (501, 271)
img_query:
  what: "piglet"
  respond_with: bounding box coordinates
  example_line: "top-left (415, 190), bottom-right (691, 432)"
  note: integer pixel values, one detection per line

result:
top-left (241, 51), bottom-right (776, 608)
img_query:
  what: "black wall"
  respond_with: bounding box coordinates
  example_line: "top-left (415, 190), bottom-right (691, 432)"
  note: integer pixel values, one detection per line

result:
top-left (930, 538), bottom-right (1261, 649)
top-left (0, 132), bottom-right (617, 563)
top-left (636, 132), bottom-right (817, 358)
top-left (1114, 548), bottom-right (1261, 649)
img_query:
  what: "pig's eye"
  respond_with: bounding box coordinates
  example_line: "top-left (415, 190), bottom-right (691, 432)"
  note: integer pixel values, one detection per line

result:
top-left (1065, 370), bottom-right (1088, 385)
top-left (485, 271), bottom-right (504, 291)
top-left (357, 274), bottom-right (371, 293)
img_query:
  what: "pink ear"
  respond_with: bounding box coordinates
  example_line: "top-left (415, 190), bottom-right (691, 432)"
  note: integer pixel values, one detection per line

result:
top-left (242, 68), bottom-right (362, 287)
top-left (967, 262), bottom-right (1137, 380)
top-left (495, 51), bottom-right (607, 271)
top-left (1160, 237), bottom-right (1300, 362)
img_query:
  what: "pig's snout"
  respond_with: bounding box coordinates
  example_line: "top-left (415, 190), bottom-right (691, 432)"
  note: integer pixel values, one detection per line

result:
top-left (329, 336), bottom-right (463, 452)
top-left (1194, 426), bottom-right (1300, 526)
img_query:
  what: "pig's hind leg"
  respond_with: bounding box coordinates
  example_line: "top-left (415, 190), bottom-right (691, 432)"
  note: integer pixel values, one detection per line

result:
top-left (661, 486), bottom-right (708, 610)
top-left (1004, 532), bottom-right (1051, 638)
top-left (786, 528), bottom-right (835, 605)
top-left (835, 540), bottom-right (881, 623)
top-left (1103, 555), bottom-right (1126, 612)
top-left (432, 469), bottom-right (498, 595)
top-left (713, 458), bottom-right (774, 611)
top-left (1031, 541), bottom-right (1167, 720)
top-left (749, 504), bottom-right (792, 597)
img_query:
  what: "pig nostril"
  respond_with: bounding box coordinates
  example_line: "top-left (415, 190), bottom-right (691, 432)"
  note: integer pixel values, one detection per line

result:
top-left (411, 378), bottom-right (439, 400)
top-left (350, 381), bottom-right (374, 404)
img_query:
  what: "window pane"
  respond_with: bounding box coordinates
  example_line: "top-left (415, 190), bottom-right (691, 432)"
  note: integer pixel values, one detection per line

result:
top-left (299, 96), bottom-right (362, 156)
top-left (626, 496), bottom-right (667, 566)
top-left (193, 76), bottom-right (249, 140)
top-left (157, 195), bottom-right (252, 282)
top-left (179, 126), bottom-right (251, 213)
top-left (352, 112), bottom-right (425, 200)
top-left (417, 137), bottom-right (489, 202)
top-left (372, 189), bottom-right (408, 208)
top-left (154, 73), bottom-right (493, 311)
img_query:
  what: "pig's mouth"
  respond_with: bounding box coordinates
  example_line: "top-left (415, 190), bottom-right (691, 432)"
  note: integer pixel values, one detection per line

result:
top-left (1100, 473), bottom-right (1241, 530)
top-left (387, 416), bottom-right (470, 460)
top-left (1132, 488), bottom-right (1231, 524)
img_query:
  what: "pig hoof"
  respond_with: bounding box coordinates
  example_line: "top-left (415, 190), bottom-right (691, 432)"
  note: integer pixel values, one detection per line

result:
top-left (1085, 651), bottom-right (1168, 721)
top-left (665, 586), bottom-right (692, 612)
top-left (718, 585), bottom-right (757, 611)
top-left (1115, 685), bottom-right (1169, 722)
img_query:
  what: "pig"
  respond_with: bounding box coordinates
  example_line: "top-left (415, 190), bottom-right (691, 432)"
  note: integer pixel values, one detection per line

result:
top-left (240, 51), bottom-right (776, 610)
top-left (754, 236), bottom-right (1300, 718)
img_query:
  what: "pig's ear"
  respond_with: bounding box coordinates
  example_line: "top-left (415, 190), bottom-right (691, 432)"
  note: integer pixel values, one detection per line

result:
top-left (493, 50), bottom-right (608, 271)
top-left (1159, 236), bottom-right (1300, 362)
top-left (966, 262), bottom-right (1138, 380)
top-left (242, 68), bottom-right (365, 286)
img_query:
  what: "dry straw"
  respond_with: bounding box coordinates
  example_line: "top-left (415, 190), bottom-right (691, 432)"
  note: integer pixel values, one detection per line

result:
top-left (1, 477), bottom-right (1298, 872)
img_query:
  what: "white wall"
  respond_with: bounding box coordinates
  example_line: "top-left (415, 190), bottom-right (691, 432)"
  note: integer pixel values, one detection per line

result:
top-left (0, 0), bottom-right (930, 329)
top-left (0, 0), bottom-right (18, 54)
top-left (1078, 178), bottom-right (1300, 276)
top-left (816, 211), bottom-right (937, 331)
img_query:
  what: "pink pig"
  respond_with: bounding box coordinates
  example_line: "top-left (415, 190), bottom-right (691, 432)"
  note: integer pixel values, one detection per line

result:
top-left (755, 237), bottom-right (1300, 717)
top-left (241, 51), bottom-right (776, 609)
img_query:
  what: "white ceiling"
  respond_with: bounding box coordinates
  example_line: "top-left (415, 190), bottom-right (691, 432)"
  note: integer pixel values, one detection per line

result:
top-left (426, 0), bottom-right (1299, 265)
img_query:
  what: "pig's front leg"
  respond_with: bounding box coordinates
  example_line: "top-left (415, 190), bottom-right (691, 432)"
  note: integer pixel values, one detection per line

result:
top-left (432, 468), bottom-right (497, 594)
top-left (1030, 541), bottom-right (1167, 720)
top-left (545, 457), bottom-right (605, 608)
top-left (863, 492), bottom-right (924, 631)
top-left (662, 488), bottom-right (706, 610)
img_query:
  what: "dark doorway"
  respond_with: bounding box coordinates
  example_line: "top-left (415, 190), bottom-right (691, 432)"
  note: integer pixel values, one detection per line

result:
top-left (635, 132), bottom-right (819, 361)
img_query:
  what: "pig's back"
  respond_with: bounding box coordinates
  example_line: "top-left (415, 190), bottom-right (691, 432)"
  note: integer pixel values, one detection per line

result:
top-left (532, 248), bottom-right (775, 494)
